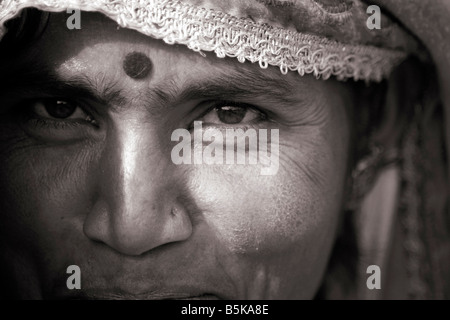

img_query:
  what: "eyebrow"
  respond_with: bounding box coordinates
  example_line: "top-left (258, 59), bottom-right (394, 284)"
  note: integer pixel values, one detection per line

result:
top-left (0, 61), bottom-right (304, 113)
top-left (0, 64), bottom-right (127, 108)
top-left (151, 67), bottom-right (301, 107)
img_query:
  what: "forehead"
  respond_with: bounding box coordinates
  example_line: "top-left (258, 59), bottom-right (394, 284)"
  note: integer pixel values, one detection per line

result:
top-left (13, 11), bottom-right (321, 89)
top-left (1, 10), bottom-right (357, 120)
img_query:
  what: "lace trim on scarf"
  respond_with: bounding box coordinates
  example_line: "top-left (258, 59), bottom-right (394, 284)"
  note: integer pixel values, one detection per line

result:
top-left (0, 0), bottom-right (408, 82)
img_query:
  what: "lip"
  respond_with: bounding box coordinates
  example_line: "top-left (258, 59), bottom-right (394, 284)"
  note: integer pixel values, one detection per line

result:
top-left (176, 294), bottom-right (220, 300)
top-left (52, 290), bottom-right (223, 300)
top-left (62, 293), bottom-right (221, 300)
top-left (46, 255), bottom-right (235, 300)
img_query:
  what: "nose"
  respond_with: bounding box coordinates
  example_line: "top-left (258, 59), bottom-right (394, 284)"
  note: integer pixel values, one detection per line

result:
top-left (83, 120), bottom-right (193, 256)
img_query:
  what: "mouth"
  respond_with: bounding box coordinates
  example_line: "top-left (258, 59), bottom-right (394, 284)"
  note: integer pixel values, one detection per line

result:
top-left (55, 291), bottom-right (222, 300)
top-left (176, 294), bottom-right (220, 300)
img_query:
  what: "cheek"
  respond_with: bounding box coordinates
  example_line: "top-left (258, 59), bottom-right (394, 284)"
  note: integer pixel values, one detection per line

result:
top-left (186, 135), bottom-right (346, 298)
top-left (0, 143), bottom-right (97, 296)
top-left (184, 92), bottom-right (351, 295)
top-left (187, 128), bottom-right (348, 256)
top-left (0, 141), bottom-right (97, 246)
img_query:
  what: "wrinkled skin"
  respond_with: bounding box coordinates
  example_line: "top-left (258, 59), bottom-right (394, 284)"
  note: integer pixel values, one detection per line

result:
top-left (0, 12), bottom-right (352, 299)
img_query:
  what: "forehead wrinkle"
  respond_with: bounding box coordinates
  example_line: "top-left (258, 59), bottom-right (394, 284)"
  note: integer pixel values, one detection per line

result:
top-left (221, 69), bottom-right (298, 104)
top-left (175, 72), bottom-right (301, 107)
top-left (218, 56), bottom-right (320, 102)
top-left (71, 57), bottom-right (316, 115)
top-left (141, 68), bottom-right (302, 108)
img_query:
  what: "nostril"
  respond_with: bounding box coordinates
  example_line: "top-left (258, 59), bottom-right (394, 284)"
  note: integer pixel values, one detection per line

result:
top-left (171, 206), bottom-right (179, 217)
top-left (84, 198), bottom-right (195, 257)
top-left (83, 200), bottom-right (110, 244)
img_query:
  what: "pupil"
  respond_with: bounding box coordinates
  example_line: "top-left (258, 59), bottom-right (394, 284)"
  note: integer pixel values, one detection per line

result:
top-left (45, 100), bottom-right (76, 119)
top-left (217, 106), bottom-right (247, 124)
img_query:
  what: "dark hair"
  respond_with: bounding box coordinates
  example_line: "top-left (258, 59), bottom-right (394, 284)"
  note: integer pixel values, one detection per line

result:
top-left (0, 8), bottom-right (50, 59)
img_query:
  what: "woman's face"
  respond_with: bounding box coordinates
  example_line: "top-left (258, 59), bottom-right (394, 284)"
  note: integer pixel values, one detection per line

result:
top-left (0, 12), bottom-right (352, 299)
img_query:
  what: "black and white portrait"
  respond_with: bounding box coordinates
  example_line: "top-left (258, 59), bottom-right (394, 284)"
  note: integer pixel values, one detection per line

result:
top-left (0, 0), bottom-right (448, 300)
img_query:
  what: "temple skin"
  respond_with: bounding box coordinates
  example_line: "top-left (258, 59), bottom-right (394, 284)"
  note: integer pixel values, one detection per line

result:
top-left (0, 12), bottom-right (355, 299)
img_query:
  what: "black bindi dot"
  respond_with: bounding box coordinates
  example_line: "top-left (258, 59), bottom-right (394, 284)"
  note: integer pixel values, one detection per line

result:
top-left (122, 52), bottom-right (153, 80)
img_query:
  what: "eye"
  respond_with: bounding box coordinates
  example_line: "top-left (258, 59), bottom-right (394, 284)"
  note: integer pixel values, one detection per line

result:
top-left (30, 99), bottom-right (92, 122)
top-left (202, 103), bottom-right (265, 125)
top-left (13, 98), bottom-right (100, 142)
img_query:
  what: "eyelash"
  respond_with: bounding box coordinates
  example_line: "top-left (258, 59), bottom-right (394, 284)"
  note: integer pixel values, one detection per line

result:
top-left (26, 117), bottom-right (90, 130)
top-left (198, 101), bottom-right (267, 123)
top-left (16, 98), bottom-right (97, 129)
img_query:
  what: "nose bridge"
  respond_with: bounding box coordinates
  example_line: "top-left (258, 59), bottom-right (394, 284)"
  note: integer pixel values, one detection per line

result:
top-left (85, 120), bottom-right (192, 255)
top-left (107, 123), bottom-right (163, 229)
top-left (112, 123), bottom-right (162, 213)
